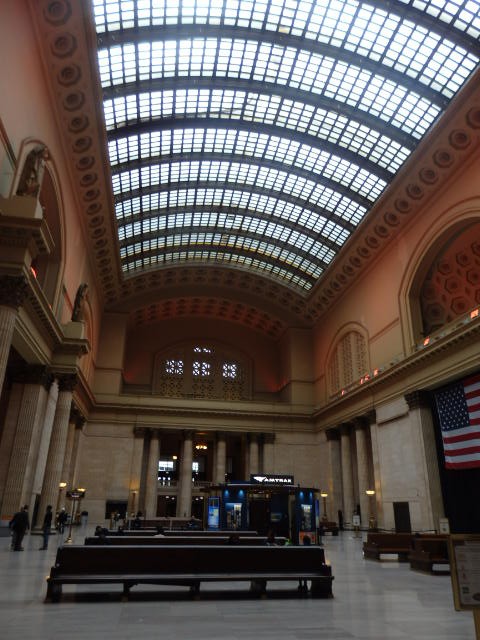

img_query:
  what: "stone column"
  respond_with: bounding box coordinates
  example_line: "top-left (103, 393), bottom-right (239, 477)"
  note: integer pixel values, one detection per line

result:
top-left (340, 423), bottom-right (355, 528)
top-left (405, 391), bottom-right (444, 532)
top-left (0, 366), bottom-right (51, 519)
top-left (0, 383), bottom-right (24, 516)
top-left (325, 429), bottom-right (342, 523)
top-left (262, 433), bottom-right (275, 475)
top-left (354, 419), bottom-right (371, 528)
top-left (215, 432), bottom-right (227, 484)
top-left (177, 431), bottom-right (193, 517)
top-left (68, 412), bottom-right (85, 489)
top-left (129, 427), bottom-right (146, 517)
top-left (144, 431), bottom-right (160, 519)
top-left (0, 275), bottom-right (28, 397)
top-left (30, 378), bottom-right (59, 519)
top-left (59, 408), bottom-right (81, 507)
top-left (37, 375), bottom-right (76, 526)
top-left (248, 433), bottom-right (259, 476)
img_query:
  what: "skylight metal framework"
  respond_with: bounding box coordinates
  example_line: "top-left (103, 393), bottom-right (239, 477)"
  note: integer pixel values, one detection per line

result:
top-left (92, 0), bottom-right (480, 293)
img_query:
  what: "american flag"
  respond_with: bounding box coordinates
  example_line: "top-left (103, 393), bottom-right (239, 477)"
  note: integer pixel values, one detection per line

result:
top-left (434, 373), bottom-right (480, 469)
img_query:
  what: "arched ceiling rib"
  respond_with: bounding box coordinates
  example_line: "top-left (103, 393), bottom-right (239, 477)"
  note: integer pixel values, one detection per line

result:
top-left (91, 0), bottom-right (480, 297)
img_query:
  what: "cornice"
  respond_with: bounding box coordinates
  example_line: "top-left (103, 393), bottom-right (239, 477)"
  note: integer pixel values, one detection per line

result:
top-left (312, 317), bottom-right (480, 426)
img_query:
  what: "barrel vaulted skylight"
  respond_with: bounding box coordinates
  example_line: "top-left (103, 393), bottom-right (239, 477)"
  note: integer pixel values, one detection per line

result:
top-left (92, 0), bottom-right (480, 293)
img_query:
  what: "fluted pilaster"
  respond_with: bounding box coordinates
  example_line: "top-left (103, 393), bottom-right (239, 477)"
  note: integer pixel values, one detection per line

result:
top-left (1, 369), bottom-right (50, 518)
top-left (354, 420), bottom-right (371, 528)
top-left (177, 431), bottom-right (193, 517)
top-left (37, 379), bottom-right (75, 526)
top-left (0, 275), bottom-right (28, 397)
top-left (144, 432), bottom-right (160, 518)
top-left (0, 383), bottom-right (23, 513)
top-left (30, 379), bottom-right (59, 518)
top-left (340, 424), bottom-right (355, 527)
top-left (262, 433), bottom-right (275, 474)
top-left (248, 433), bottom-right (260, 476)
top-left (215, 432), bottom-right (227, 484)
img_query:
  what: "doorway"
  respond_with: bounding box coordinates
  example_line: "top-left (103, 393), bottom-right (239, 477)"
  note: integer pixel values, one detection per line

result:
top-left (393, 501), bottom-right (412, 532)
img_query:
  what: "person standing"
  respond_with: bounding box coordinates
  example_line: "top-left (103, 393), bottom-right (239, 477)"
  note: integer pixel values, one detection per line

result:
top-left (39, 505), bottom-right (53, 550)
top-left (9, 505), bottom-right (30, 551)
top-left (57, 507), bottom-right (68, 534)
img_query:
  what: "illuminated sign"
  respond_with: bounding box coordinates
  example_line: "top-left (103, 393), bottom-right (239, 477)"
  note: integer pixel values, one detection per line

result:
top-left (250, 474), bottom-right (294, 485)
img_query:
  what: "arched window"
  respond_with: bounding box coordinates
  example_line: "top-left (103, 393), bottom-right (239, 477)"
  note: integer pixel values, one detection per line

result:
top-left (153, 341), bottom-right (251, 400)
top-left (327, 330), bottom-right (368, 396)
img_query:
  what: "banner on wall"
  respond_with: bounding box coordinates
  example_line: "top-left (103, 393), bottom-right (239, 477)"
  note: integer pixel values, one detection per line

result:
top-left (434, 373), bottom-right (480, 470)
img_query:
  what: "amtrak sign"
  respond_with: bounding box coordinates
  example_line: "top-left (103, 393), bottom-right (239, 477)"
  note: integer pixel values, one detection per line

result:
top-left (250, 474), bottom-right (294, 485)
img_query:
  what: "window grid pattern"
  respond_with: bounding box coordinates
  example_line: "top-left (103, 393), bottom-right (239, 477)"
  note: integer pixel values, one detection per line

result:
top-left (104, 88), bottom-right (412, 171)
top-left (93, 1), bottom-right (479, 101)
top-left (328, 330), bottom-right (367, 395)
top-left (98, 39), bottom-right (443, 139)
top-left (91, 0), bottom-right (480, 293)
top-left (108, 129), bottom-right (387, 202)
top-left (154, 342), bottom-right (249, 400)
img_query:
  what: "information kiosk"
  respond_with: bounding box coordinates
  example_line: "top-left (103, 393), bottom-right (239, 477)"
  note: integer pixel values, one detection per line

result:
top-left (205, 474), bottom-right (319, 543)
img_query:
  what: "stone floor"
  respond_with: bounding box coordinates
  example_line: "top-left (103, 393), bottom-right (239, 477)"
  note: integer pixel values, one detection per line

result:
top-left (0, 526), bottom-right (475, 640)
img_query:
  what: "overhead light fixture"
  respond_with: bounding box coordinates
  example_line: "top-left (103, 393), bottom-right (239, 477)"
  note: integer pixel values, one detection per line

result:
top-left (195, 443), bottom-right (208, 450)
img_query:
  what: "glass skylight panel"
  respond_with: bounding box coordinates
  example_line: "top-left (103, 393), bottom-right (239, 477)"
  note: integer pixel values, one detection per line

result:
top-left (105, 89), bottom-right (411, 171)
top-left (94, 0), bottom-right (480, 293)
top-left (109, 129), bottom-right (386, 200)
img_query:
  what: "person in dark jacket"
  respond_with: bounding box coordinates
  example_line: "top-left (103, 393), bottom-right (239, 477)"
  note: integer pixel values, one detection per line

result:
top-left (39, 505), bottom-right (53, 550)
top-left (9, 505), bottom-right (30, 551)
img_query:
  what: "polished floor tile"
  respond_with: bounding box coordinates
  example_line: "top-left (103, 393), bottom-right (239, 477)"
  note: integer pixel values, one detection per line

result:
top-left (0, 527), bottom-right (475, 640)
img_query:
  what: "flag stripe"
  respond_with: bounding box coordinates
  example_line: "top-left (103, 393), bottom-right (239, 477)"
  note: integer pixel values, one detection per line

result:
top-left (435, 372), bottom-right (480, 470)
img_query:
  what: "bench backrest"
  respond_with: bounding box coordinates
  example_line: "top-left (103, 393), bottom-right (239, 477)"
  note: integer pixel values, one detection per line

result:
top-left (365, 532), bottom-right (413, 547)
top-left (85, 536), bottom-right (285, 546)
top-left (53, 545), bottom-right (327, 575)
top-left (162, 530), bottom-right (260, 536)
top-left (411, 537), bottom-right (448, 557)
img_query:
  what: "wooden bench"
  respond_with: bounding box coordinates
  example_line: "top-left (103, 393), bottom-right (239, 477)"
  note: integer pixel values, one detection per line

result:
top-left (85, 535), bottom-right (286, 546)
top-left (408, 536), bottom-right (449, 574)
top-left (318, 521), bottom-right (339, 536)
top-left (46, 545), bottom-right (333, 602)
top-left (363, 532), bottom-right (413, 561)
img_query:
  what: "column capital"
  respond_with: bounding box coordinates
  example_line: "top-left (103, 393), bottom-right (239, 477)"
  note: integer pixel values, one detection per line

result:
top-left (263, 432), bottom-right (275, 445)
top-left (405, 390), bottom-right (430, 410)
top-left (325, 428), bottom-right (340, 441)
top-left (70, 405), bottom-right (85, 429)
top-left (0, 275), bottom-right (28, 310)
top-left (340, 423), bottom-right (353, 436)
top-left (13, 364), bottom-right (52, 390)
top-left (58, 373), bottom-right (78, 392)
top-left (353, 416), bottom-right (369, 431)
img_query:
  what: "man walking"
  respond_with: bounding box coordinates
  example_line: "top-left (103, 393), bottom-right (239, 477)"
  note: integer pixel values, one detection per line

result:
top-left (39, 505), bottom-right (53, 550)
top-left (9, 505), bottom-right (30, 551)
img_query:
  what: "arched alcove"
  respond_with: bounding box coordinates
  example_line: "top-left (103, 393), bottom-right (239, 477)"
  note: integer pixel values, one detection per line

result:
top-left (418, 224), bottom-right (480, 335)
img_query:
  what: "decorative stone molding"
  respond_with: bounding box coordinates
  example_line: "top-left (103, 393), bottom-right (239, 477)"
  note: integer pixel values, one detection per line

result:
top-left (58, 373), bottom-right (78, 392)
top-left (13, 364), bottom-right (52, 389)
top-left (325, 428), bottom-right (340, 441)
top-left (0, 275), bottom-right (28, 309)
top-left (405, 390), bottom-right (430, 411)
